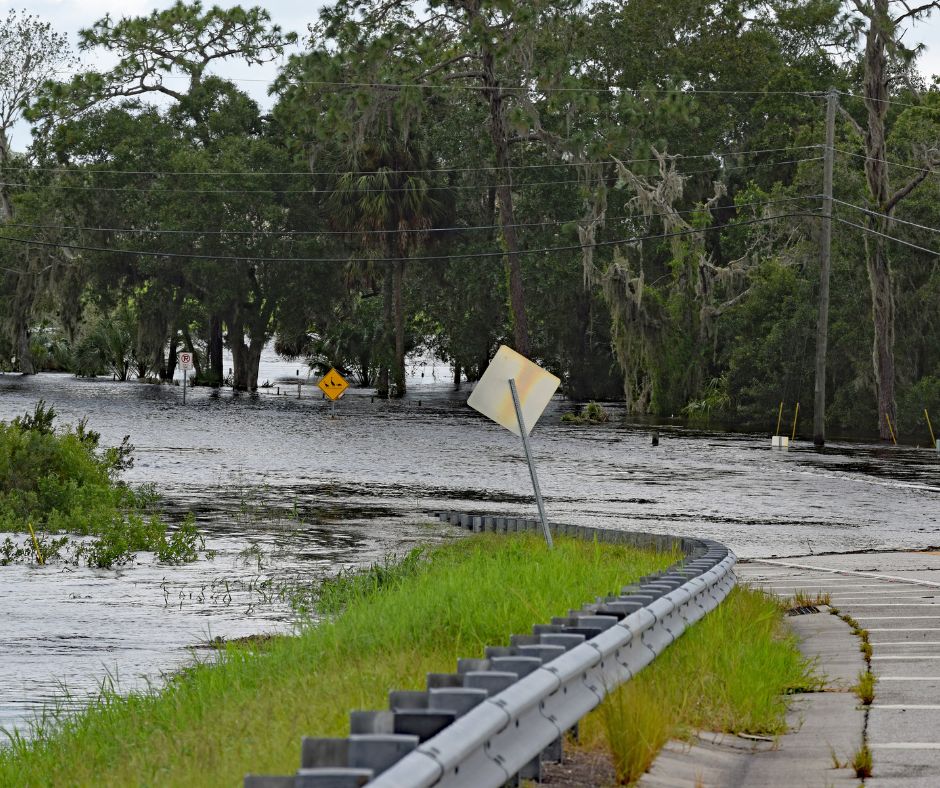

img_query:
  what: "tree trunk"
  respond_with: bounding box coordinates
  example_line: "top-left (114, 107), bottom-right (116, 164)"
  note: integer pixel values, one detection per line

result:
top-left (862, 0), bottom-right (897, 440)
top-left (377, 267), bottom-right (393, 398)
top-left (230, 319), bottom-right (250, 391)
top-left (481, 49), bottom-right (531, 357)
top-left (15, 323), bottom-right (34, 375)
top-left (867, 233), bottom-right (896, 438)
top-left (0, 133), bottom-right (13, 222)
top-left (208, 314), bottom-right (223, 387)
top-left (166, 333), bottom-right (180, 381)
top-left (453, 361), bottom-right (461, 388)
top-left (392, 260), bottom-right (406, 397)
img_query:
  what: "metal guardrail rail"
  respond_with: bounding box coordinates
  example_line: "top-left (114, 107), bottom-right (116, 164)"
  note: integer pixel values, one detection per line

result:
top-left (245, 512), bottom-right (737, 788)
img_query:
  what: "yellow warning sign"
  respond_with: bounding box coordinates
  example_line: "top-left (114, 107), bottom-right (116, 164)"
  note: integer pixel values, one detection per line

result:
top-left (317, 368), bottom-right (349, 401)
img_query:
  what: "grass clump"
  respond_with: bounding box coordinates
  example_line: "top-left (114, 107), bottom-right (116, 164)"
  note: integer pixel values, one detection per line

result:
top-left (851, 744), bottom-right (873, 778)
top-left (0, 401), bottom-right (206, 567)
top-left (580, 587), bottom-right (818, 785)
top-left (0, 533), bottom-right (674, 787)
top-left (561, 401), bottom-right (611, 424)
top-left (855, 670), bottom-right (876, 705)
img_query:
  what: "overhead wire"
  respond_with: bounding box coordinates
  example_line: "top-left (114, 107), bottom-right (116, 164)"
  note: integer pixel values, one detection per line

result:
top-left (1, 195), bottom-right (821, 237)
top-left (834, 148), bottom-right (940, 177)
top-left (0, 145), bottom-right (822, 177)
top-left (0, 156), bottom-right (824, 196)
top-left (831, 198), bottom-right (940, 235)
top-left (831, 215), bottom-right (939, 257)
top-left (0, 212), bottom-right (822, 265)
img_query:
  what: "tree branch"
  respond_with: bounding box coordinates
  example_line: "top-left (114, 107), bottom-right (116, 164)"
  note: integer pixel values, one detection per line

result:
top-left (886, 168), bottom-right (930, 212)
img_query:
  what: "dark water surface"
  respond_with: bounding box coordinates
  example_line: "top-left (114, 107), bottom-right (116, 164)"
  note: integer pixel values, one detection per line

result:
top-left (1, 361), bottom-right (938, 736)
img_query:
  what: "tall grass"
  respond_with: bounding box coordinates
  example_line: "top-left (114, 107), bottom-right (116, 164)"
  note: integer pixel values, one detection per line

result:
top-left (0, 534), bottom-right (673, 787)
top-left (581, 587), bottom-right (819, 785)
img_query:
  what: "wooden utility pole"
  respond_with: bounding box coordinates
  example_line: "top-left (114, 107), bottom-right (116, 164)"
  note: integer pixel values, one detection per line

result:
top-left (813, 88), bottom-right (838, 448)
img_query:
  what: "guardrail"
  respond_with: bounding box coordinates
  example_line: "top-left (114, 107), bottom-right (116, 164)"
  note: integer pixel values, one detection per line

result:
top-left (245, 512), bottom-right (736, 788)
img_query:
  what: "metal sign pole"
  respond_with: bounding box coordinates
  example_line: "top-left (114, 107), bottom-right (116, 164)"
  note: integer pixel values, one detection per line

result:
top-left (183, 369), bottom-right (187, 405)
top-left (509, 378), bottom-right (554, 549)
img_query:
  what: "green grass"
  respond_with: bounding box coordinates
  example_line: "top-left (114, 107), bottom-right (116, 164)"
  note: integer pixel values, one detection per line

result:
top-left (579, 587), bottom-right (819, 785)
top-left (0, 533), bottom-right (674, 787)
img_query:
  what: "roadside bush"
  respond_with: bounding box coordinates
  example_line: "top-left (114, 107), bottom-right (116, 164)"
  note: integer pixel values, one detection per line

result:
top-left (0, 402), bottom-right (207, 567)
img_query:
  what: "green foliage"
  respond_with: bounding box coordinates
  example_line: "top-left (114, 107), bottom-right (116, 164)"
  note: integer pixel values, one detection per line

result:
top-left (0, 402), bottom-right (207, 567)
top-left (0, 534), bottom-right (672, 786)
top-left (583, 587), bottom-right (818, 784)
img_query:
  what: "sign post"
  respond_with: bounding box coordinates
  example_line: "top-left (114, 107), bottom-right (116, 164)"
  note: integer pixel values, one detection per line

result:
top-left (317, 368), bottom-right (349, 418)
top-left (177, 351), bottom-right (194, 404)
top-left (468, 345), bottom-right (560, 548)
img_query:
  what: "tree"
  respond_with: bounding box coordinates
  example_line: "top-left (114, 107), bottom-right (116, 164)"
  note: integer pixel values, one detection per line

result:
top-left (30, 1), bottom-right (297, 388)
top-left (0, 10), bottom-right (73, 373)
top-left (838, 0), bottom-right (940, 438)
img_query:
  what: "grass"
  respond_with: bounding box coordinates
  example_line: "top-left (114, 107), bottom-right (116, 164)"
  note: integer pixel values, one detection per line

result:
top-left (852, 743), bottom-right (873, 778)
top-left (578, 587), bottom-right (819, 785)
top-left (0, 533), bottom-right (674, 787)
top-left (855, 670), bottom-right (877, 705)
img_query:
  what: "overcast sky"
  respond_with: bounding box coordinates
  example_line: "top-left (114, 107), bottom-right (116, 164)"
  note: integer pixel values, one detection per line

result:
top-left (6, 0), bottom-right (940, 152)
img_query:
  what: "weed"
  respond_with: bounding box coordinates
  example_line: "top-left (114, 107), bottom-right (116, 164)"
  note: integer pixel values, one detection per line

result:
top-left (851, 744), bottom-right (873, 778)
top-left (855, 671), bottom-right (876, 705)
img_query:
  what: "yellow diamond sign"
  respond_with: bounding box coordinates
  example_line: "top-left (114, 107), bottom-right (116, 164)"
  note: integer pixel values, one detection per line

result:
top-left (317, 368), bottom-right (349, 401)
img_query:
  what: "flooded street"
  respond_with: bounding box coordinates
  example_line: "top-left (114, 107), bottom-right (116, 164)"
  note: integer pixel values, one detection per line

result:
top-left (2, 351), bottom-right (939, 737)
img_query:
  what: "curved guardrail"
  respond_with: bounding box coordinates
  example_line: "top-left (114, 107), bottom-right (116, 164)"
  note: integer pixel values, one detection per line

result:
top-left (245, 513), bottom-right (736, 788)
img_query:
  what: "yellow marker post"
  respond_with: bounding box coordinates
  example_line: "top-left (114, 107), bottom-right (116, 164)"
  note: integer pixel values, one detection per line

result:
top-left (791, 402), bottom-right (800, 442)
top-left (885, 413), bottom-right (898, 446)
top-left (27, 522), bottom-right (44, 566)
top-left (775, 401), bottom-right (784, 436)
top-left (926, 409), bottom-right (936, 446)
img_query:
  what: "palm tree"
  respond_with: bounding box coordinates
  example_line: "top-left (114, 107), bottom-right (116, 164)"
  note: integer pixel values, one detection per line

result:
top-left (329, 131), bottom-right (450, 397)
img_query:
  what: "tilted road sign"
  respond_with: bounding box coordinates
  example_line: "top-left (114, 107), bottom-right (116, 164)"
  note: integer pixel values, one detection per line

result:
top-left (468, 345), bottom-right (560, 436)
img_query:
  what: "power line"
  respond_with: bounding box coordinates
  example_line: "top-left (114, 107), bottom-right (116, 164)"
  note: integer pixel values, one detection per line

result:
top-left (834, 148), bottom-right (940, 177)
top-left (0, 212), bottom-right (818, 265)
top-left (0, 146), bottom-right (822, 178)
top-left (1, 195), bottom-right (819, 238)
top-left (163, 74), bottom-right (829, 97)
top-left (835, 90), bottom-right (940, 111)
top-left (832, 215), bottom-right (939, 257)
top-left (0, 157), bottom-right (823, 196)
top-left (832, 198), bottom-right (940, 235)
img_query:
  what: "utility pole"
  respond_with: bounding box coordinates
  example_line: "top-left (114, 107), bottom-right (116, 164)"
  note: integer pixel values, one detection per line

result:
top-left (813, 88), bottom-right (838, 448)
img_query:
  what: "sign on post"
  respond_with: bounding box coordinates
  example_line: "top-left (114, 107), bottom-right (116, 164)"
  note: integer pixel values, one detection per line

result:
top-left (317, 368), bottom-right (349, 418)
top-left (468, 345), bottom-right (560, 547)
top-left (177, 351), bottom-right (194, 404)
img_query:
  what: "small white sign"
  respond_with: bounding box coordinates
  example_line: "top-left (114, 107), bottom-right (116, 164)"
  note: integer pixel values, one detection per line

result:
top-left (178, 351), bottom-right (194, 371)
top-left (468, 345), bottom-right (560, 437)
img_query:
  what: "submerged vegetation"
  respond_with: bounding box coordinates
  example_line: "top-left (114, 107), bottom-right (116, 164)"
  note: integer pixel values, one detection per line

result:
top-left (0, 402), bottom-right (207, 568)
top-left (580, 587), bottom-right (817, 785)
top-left (0, 534), bottom-right (673, 787)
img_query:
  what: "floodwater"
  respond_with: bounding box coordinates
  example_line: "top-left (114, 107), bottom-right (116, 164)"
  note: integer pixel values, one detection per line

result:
top-left (1, 348), bottom-right (939, 737)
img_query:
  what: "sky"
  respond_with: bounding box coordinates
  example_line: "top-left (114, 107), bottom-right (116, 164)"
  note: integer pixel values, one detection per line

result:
top-left (5, 0), bottom-right (940, 152)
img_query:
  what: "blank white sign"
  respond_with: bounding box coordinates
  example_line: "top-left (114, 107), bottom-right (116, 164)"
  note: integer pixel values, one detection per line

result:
top-left (467, 345), bottom-right (560, 437)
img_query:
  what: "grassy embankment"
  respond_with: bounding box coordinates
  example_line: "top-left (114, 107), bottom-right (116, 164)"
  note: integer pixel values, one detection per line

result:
top-left (579, 587), bottom-right (819, 784)
top-left (0, 402), bottom-right (204, 567)
top-left (0, 534), bottom-right (813, 787)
